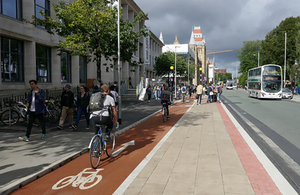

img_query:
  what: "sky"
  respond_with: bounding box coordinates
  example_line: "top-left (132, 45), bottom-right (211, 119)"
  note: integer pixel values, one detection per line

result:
top-left (134, 0), bottom-right (300, 76)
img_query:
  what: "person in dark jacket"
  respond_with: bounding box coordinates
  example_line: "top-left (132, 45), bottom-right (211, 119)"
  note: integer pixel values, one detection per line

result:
top-left (19, 80), bottom-right (47, 142)
top-left (72, 85), bottom-right (90, 130)
top-left (57, 84), bottom-right (75, 129)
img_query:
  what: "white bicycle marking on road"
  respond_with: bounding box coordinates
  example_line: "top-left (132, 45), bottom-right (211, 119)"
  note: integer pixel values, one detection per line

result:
top-left (52, 168), bottom-right (104, 190)
top-left (112, 140), bottom-right (135, 157)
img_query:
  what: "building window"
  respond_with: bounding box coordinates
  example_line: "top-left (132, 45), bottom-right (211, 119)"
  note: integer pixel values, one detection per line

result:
top-left (1, 37), bottom-right (24, 82)
top-left (0, 0), bottom-right (22, 20)
top-left (36, 44), bottom-right (51, 83)
top-left (35, 0), bottom-right (50, 28)
top-left (79, 56), bottom-right (87, 83)
top-left (61, 52), bottom-right (71, 83)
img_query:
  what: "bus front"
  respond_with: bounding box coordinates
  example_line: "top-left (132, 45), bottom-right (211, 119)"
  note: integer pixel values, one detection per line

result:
top-left (260, 65), bottom-right (282, 99)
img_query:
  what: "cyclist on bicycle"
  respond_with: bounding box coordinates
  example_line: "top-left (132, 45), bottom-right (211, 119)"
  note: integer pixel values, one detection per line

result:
top-left (90, 84), bottom-right (117, 140)
top-left (160, 84), bottom-right (171, 119)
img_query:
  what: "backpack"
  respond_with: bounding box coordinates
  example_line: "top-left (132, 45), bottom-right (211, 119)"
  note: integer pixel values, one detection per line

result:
top-left (89, 92), bottom-right (106, 112)
top-left (181, 86), bottom-right (186, 93)
top-left (89, 92), bottom-right (114, 121)
top-left (162, 90), bottom-right (171, 102)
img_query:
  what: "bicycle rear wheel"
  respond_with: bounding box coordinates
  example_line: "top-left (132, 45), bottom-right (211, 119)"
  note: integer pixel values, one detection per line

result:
top-left (1, 110), bottom-right (20, 125)
top-left (162, 106), bottom-right (167, 122)
top-left (89, 135), bottom-right (102, 169)
top-left (106, 129), bottom-right (116, 157)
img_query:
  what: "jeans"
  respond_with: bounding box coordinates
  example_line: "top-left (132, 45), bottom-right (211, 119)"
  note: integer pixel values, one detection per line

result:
top-left (74, 106), bottom-right (90, 127)
top-left (217, 93), bottom-right (221, 102)
top-left (26, 111), bottom-right (46, 138)
top-left (197, 94), bottom-right (202, 104)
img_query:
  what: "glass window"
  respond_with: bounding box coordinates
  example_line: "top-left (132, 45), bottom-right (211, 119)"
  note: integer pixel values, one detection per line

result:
top-left (35, 0), bottom-right (50, 28)
top-left (79, 56), bottom-right (87, 83)
top-left (1, 0), bottom-right (22, 20)
top-left (61, 52), bottom-right (71, 83)
top-left (1, 36), bottom-right (24, 82)
top-left (36, 44), bottom-right (51, 83)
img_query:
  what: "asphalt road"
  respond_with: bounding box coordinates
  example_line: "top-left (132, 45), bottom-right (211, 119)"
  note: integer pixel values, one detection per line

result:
top-left (221, 89), bottom-right (300, 193)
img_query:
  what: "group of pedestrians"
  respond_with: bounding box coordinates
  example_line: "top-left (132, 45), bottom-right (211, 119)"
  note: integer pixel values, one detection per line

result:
top-left (196, 82), bottom-right (222, 105)
top-left (18, 79), bottom-right (119, 142)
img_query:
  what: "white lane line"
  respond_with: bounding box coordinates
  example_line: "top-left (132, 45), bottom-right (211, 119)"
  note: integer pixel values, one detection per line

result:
top-left (221, 103), bottom-right (297, 195)
top-left (113, 102), bottom-right (195, 195)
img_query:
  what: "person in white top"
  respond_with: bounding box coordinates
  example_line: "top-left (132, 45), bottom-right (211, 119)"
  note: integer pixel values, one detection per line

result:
top-left (90, 84), bottom-right (117, 138)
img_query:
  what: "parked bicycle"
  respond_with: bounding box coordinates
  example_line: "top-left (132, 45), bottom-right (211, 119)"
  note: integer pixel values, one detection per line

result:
top-left (0, 99), bottom-right (39, 126)
top-left (88, 123), bottom-right (118, 169)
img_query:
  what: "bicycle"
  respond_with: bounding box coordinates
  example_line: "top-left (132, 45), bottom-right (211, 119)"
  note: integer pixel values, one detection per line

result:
top-left (0, 99), bottom-right (39, 126)
top-left (88, 122), bottom-right (118, 169)
top-left (162, 102), bottom-right (168, 122)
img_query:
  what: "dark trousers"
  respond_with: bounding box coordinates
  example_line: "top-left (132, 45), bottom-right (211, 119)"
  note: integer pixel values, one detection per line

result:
top-left (90, 116), bottom-right (113, 135)
top-left (162, 101), bottom-right (169, 116)
top-left (74, 106), bottom-right (90, 127)
top-left (147, 93), bottom-right (151, 100)
top-left (26, 111), bottom-right (46, 138)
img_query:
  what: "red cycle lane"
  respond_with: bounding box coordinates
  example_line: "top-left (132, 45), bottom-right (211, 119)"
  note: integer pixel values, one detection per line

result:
top-left (11, 101), bottom-right (193, 195)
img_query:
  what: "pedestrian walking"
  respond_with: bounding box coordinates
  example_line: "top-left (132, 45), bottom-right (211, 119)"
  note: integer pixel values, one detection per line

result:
top-left (72, 85), bottom-right (90, 130)
top-left (146, 85), bottom-right (152, 102)
top-left (129, 77), bottom-right (133, 88)
top-left (207, 84), bottom-right (213, 103)
top-left (217, 84), bottom-right (223, 103)
top-left (196, 82), bottom-right (203, 105)
top-left (181, 83), bottom-right (187, 102)
top-left (109, 85), bottom-right (119, 111)
top-left (57, 84), bottom-right (75, 129)
top-left (19, 80), bottom-right (47, 142)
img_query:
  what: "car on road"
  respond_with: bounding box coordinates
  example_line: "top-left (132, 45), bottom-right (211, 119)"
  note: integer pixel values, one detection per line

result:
top-left (282, 88), bottom-right (293, 99)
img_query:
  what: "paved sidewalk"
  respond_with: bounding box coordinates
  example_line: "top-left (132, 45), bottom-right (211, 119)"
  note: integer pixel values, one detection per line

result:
top-left (116, 101), bottom-right (294, 195)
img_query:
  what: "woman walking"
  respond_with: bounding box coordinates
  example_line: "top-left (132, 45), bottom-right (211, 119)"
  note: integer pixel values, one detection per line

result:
top-left (72, 85), bottom-right (90, 130)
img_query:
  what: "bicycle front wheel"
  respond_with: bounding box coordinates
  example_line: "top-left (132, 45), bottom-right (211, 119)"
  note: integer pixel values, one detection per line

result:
top-left (1, 110), bottom-right (20, 125)
top-left (106, 130), bottom-right (116, 157)
top-left (89, 135), bottom-right (102, 169)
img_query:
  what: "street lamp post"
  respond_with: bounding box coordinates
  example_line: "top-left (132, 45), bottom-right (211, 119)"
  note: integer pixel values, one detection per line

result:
top-left (174, 46), bottom-right (180, 99)
top-left (115, 0), bottom-right (122, 124)
top-left (284, 31), bottom-right (287, 88)
top-left (187, 54), bottom-right (190, 85)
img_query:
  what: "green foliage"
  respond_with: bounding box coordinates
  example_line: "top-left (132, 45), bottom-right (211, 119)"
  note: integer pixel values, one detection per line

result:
top-left (261, 16), bottom-right (300, 81)
top-left (31, 0), bottom-right (148, 83)
top-left (236, 40), bottom-right (262, 85)
top-left (154, 52), bottom-right (194, 84)
top-left (215, 73), bottom-right (232, 83)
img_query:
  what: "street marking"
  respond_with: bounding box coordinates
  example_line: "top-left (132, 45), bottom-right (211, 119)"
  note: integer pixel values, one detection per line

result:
top-left (52, 168), bottom-right (103, 190)
top-left (112, 140), bottom-right (135, 157)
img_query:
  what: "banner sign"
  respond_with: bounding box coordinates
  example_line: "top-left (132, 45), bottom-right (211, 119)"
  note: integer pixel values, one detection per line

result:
top-left (144, 28), bottom-right (150, 65)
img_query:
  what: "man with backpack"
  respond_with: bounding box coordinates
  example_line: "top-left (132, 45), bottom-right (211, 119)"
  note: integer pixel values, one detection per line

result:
top-left (181, 83), bottom-right (187, 102)
top-left (160, 84), bottom-right (171, 119)
top-left (89, 84), bottom-right (117, 140)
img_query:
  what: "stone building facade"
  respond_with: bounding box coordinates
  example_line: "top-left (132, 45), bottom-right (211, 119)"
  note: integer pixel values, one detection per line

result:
top-left (0, 0), bottom-right (163, 92)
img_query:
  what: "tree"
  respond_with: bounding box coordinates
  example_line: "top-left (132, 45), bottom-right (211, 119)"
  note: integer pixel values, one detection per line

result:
top-left (236, 40), bottom-right (262, 85)
top-left (154, 52), bottom-right (192, 85)
top-left (33, 0), bottom-right (148, 83)
top-left (261, 16), bottom-right (300, 82)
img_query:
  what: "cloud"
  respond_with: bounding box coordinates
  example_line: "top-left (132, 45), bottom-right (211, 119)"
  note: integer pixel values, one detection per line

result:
top-left (135, 0), bottom-right (300, 73)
